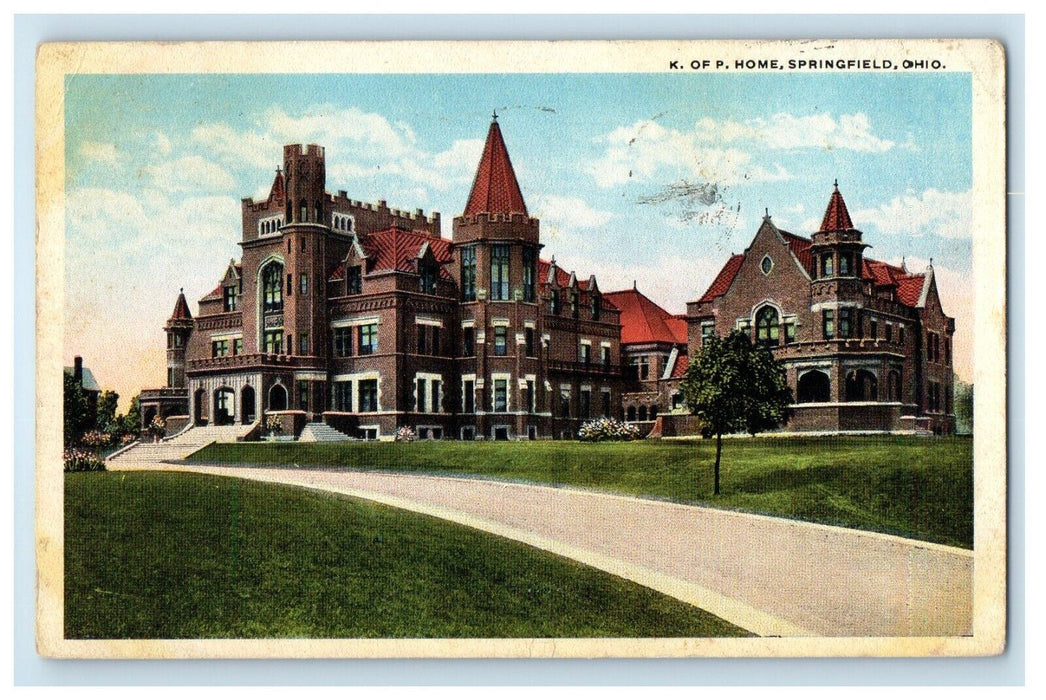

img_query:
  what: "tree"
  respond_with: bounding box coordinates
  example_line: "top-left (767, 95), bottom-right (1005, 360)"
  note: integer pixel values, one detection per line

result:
top-left (679, 330), bottom-right (793, 495)
top-left (120, 393), bottom-right (142, 437)
top-left (96, 390), bottom-right (119, 431)
top-left (954, 379), bottom-right (973, 435)
top-left (63, 371), bottom-right (92, 447)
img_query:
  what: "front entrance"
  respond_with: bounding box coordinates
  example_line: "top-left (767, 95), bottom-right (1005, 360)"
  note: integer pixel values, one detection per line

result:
top-left (213, 388), bottom-right (235, 426)
top-left (193, 388), bottom-right (208, 425)
top-left (241, 385), bottom-right (256, 424)
top-left (268, 383), bottom-right (288, 411)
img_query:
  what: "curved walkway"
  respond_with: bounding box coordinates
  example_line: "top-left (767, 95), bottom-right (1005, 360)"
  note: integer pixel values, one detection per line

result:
top-left (111, 463), bottom-right (973, 638)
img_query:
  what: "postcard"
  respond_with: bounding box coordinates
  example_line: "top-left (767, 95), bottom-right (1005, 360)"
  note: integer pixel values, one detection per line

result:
top-left (36, 39), bottom-right (1006, 658)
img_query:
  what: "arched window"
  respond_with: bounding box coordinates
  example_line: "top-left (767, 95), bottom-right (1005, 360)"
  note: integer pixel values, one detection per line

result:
top-left (797, 370), bottom-right (830, 403)
top-left (638, 406), bottom-right (648, 421)
top-left (626, 406), bottom-right (636, 422)
top-left (756, 306), bottom-right (780, 347)
top-left (845, 369), bottom-right (878, 402)
top-left (261, 261), bottom-right (284, 313)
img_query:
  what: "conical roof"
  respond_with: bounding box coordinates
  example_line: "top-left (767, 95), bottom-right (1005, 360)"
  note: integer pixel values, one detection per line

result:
top-left (268, 167), bottom-right (285, 202)
top-left (463, 117), bottom-right (528, 216)
top-left (819, 181), bottom-right (855, 232)
top-left (169, 289), bottom-right (192, 321)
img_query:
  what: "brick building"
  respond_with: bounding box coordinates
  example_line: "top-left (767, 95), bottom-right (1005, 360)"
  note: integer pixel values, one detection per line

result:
top-left (686, 184), bottom-right (956, 434)
top-left (141, 118), bottom-right (626, 440)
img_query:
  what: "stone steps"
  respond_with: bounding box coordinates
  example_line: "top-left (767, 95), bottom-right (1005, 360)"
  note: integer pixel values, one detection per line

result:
top-left (108, 423), bottom-right (257, 464)
top-left (299, 422), bottom-right (354, 443)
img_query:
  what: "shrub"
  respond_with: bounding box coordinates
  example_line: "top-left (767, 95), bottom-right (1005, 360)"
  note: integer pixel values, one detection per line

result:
top-left (578, 417), bottom-right (641, 442)
top-left (264, 413), bottom-right (283, 437)
top-left (395, 426), bottom-right (417, 442)
top-left (80, 430), bottom-right (112, 448)
top-left (64, 448), bottom-right (106, 472)
top-left (147, 414), bottom-right (167, 438)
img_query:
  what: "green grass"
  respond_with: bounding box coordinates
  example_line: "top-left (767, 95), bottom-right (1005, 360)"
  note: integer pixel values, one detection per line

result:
top-left (65, 471), bottom-right (749, 639)
top-left (190, 436), bottom-right (974, 548)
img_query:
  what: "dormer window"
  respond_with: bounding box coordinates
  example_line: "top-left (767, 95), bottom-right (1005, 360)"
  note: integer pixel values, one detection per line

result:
top-left (223, 285), bottom-right (239, 312)
top-left (550, 289), bottom-right (560, 315)
top-left (570, 291), bottom-right (579, 318)
top-left (419, 261), bottom-right (438, 295)
top-left (591, 292), bottom-right (601, 321)
top-left (347, 266), bottom-right (362, 295)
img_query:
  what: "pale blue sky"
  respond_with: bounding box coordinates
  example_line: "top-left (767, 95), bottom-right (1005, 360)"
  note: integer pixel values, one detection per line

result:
top-left (64, 71), bottom-right (974, 404)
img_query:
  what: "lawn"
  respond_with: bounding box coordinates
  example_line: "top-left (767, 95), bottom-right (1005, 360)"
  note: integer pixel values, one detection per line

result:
top-left (65, 471), bottom-right (749, 639)
top-left (190, 436), bottom-right (974, 548)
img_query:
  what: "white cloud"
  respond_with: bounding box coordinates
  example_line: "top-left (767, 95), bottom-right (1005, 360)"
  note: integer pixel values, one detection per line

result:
top-left (855, 188), bottom-right (972, 239)
top-left (589, 111), bottom-right (894, 189)
top-left (533, 195), bottom-right (613, 230)
top-left (192, 122), bottom-right (278, 169)
top-left (142, 155), bottom-right (236, 193)
top-left (152, 131), bottom-right (172, 157)
top-left (79, 141), bottom-right (118, 164)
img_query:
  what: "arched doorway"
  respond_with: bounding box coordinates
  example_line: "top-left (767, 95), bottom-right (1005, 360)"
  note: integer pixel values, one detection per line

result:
top-left (845, 369), bottom-right (878, 402)
top-left (241, 385), bottom-right (256, 424)
top-left (797, 370), bottom-right (830, 403)
top-left (213, 388), bottom-right (235, 426)
top-left (142, 407), bottom-right (157, 430)
top-left (268, 383), bottom-right (288, 411)
top-left (193, 388), bottom-right (208, 425)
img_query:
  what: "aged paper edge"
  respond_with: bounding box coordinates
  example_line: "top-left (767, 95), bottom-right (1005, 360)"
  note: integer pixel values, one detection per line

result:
top-left (34, 39), bottom-right (1008, 659)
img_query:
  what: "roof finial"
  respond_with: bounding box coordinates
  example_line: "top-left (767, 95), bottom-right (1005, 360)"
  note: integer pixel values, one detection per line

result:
top-left (833, 178), bottom-right (839, 190)
top-left (633, 279), bottom-right (637, 291)
top-left (492, 109), bottom-right (498, 122)
top-left (276, 165), bottom-right (282, 174)
top-left (764, 207), bottom-right (770, 219)
top-left (180, 287), bottom-right (184, 294)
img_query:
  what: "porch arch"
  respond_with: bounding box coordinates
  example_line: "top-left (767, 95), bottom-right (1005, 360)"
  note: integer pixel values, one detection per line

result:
top-left (797, 370), bottom-right (830, 403)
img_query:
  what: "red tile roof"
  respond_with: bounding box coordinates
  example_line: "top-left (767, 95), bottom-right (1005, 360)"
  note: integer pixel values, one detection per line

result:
top-left (463, 119), bottom-right (528, 216)
top-left (895, 274), bottom-right (926, 306)
top-left (268, 168), bottom-right (285, 202)
top-left (697, 254), bottom-right (744, 303)
top-left (779, 230), bottom-right (815, 276)
top-left (603, 288), bottom-right (687, 345)
top-left (669, 353), bottom-right (689, 379)
top-left (169, 290), bottom-right (192, 320)
top-left (329, 228), bottom-right (453, 282)
top-left (820, 183), bottom-right (855, 231)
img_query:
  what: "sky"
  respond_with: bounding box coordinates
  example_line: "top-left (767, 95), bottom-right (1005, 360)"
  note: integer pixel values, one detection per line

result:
top-left (64, 72), bottom-right (974, 410)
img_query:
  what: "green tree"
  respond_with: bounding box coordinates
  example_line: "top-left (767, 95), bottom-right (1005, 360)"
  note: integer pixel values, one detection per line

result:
top-left (679, 330), bottom-right (793, 495)
top-left (954, 379), bottom-right (973, 435)
top-left (119, 394), bottom-right (142, 438)
top-left (63, 371), bottom-right (93, 447)
top-left (96, 390), bottom-right (119, 431)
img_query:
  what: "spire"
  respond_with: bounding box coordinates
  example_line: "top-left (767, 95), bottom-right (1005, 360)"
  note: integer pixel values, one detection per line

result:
top-left (268, 166), bottom-right (285, 202)
top-left (819, 180), bottom-right (855, 232)
top-left (463, 118), bottom-right (528, 216)
top-left (169, 289), bottom-right (192, 321)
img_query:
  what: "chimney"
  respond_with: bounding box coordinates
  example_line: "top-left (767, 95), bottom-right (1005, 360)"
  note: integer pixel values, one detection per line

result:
top-left (74, 356), bottom-right (83, 384)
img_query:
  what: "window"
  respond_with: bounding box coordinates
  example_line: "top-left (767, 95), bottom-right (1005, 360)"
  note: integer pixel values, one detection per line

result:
top-left (347, 266), bottom-right (362, 295)
top-left (286, 333), bottom-right (293, 354)
top-left (839, 308), bottom-right (853, 339)
top-left (490, 244), bottom-right (510, 300)
top-left (945, 337), bottom-right (952, 365)
top-left (233, 338), bottom-right (243, 356)
top-left (822, 255), bottom-right (834, 278)
top-left (634, 356), bottom-right (650, 380)
top-left (167, 368), bottom-right (175, 387)
top-left (672, 393), bottom-right (684, 410)
top-left (570, 292), bottom-right (579, 318)
top-left (885, 323), bottom-right (894, 343)
top-left (525, 379), bottom-right (535, 412)
top-left (333, 327), bottom-right (353, 357)
top-left (299, 333), bottom-right (309, 355)
top-left (761, 255), bottom-right (773, 275)
top-left (223, 285), bottom-right (239, 312)
top-left (580, 389), bottom-right (591, 419)
top-left (463, 327), bottom-right (475, 356)
top-left (823, 310), bottom-right (835, 339)
top-left (702, 324), bottom-right (715, 346)
top-left (461, 426), bottom-right (476, 440)
top-left (300, 273), bottom-right (308, 295)
top-left (262, 262), bottom-right (284, 312)
top-left (211, 339), bottom-right (229, 358)
top-left (358, 379), bottom-right (378, 412)
top-left (359, 323), bottom-right (377, 355)
top-left (926, 332), bottom-right (934, 361)
top-left (301, 238), bottom-right (307, 253)
top-left (431, 380), bottom-right (441, 413)
top-left (550, 290), bottom-right (560, 314)
top-left (494, 326), bottom-right (508, 356)
top-left (869, 319), bottom-right (878, 340)
top-left (332, 381), bottom-right (352, 412)
top-left (784, 320), bottom-right (796, 344)
top-left (264, 330), bottom-right (283, 354)
top-left (899, 325), bottom-right (906, 345)
top-left (934, 334), bottom-right (941, 363)
top-left (580, 342), bottom-right (591, 365)
top-left (839, 253), bottom-right (852, 276)
top-left (591, 292), bottom-right (601, 320)
top-left (525, 328), bottom-right (536, 357)
top-left (419, 261), bottom-right (437, 295)
top-left (756, 306), bottom-right (780, 347)
top-left (523, 247), bottom-right (536, 302)
top-left (298, 381), bottom-right (309, 412)
top-left (559, 389), bottom-right (571, 418)
top-left (431, 327), bottom-right (441, 356)
top-left (461, 246), bottom-right (477, 301)
top-left (418, 324), bottom-right (427, 355)
top-left (416, 378), bottom-right (426, 412)
top-left (601, 345), bottom-right (611, 368)
top-left (602, 390), bottom-right (612, 417)
top-left (286, 273), bottom-right (293, 297)
top-left (493, 379), bottom-right (508, 413)
top-left (463, 379), bottom-right (475, 413)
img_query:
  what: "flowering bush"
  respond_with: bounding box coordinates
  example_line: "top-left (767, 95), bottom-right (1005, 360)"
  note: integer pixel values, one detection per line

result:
top-left (578, 417), bottom-right (641, 442)
top-left (120, 433), bottom-right (136, 445)
top-left (147, 414), bottom-right (167, 437)
top-left (264, 413), bottom-right (283, 436)
top-left (395, 426), bottom-right (417, 442)
top-left (80, 430), bottom-right (112, 448)
top-left (64, 448), bottom-right (106, 472)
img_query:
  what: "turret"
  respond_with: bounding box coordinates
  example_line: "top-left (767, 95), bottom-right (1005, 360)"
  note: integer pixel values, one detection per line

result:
top-left (283, 143), bottom-right (327, 225)
top-left (165, 289), bottom-right (193, 388)
top-left (810, 181), bottom-right (868, 279)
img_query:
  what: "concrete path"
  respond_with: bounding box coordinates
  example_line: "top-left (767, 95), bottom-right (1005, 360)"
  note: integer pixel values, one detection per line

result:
top-left (111, 463), bottom-right (973, 638)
